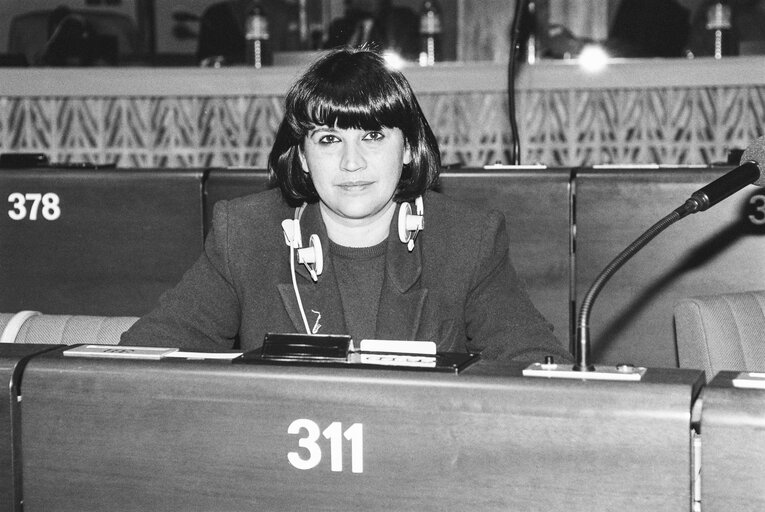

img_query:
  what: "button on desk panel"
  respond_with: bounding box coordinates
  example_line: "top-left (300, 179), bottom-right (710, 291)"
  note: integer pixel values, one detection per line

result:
top-left (20, 351), bottom-right (702, 511)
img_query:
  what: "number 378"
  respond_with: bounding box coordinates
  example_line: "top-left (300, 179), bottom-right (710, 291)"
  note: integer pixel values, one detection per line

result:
top-left (8, 192), bottom-right (61, 221)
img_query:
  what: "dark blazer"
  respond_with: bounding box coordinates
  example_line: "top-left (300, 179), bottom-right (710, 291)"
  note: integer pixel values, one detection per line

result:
top-left (121, 189), bottom-right (570, 362)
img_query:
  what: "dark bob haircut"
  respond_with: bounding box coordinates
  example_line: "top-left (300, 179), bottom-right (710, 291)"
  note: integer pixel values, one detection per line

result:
top-left (268, 47), bottom-right (441, 206)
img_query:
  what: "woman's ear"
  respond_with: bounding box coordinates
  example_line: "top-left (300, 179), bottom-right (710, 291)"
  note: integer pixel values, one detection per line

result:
top-left (298, 146), bottom-right (309, 174)
top-left (403, 141), bottom-right (413, 166)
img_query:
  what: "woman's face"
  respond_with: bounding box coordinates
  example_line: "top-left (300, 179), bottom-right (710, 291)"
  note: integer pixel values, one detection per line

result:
top-left (300, 125), bottom-right (411, 225)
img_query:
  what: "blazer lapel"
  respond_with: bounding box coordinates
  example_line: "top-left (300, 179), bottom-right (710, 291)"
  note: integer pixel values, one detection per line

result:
top-left (375, 207), bottom-right (428, 340)
top-left (277, 203), bottom-right (346, 335)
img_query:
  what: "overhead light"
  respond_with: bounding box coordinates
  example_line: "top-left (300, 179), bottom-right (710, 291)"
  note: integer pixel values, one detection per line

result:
top-left (382, 50), bottom-right (406, 70)
top-left (578, 44), bottom-right (609, 72)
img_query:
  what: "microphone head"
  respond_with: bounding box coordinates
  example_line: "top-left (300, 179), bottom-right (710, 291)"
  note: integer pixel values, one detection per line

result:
top-left (740, 135), bottom-right (765, 186)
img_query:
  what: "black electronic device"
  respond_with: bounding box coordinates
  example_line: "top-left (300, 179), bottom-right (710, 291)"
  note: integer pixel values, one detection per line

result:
top-left (0, 153), bottom-right (49, 169)
top-left (240, 332), bottom-right (479, 373)
top-left (258, 332), bottom-right (352, 362)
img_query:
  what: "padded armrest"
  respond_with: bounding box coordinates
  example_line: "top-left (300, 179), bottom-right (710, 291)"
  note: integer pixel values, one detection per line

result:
top-left (674, 290), bottom-right (765, 379)
top-left (0, 312), bottom-right (138, 345)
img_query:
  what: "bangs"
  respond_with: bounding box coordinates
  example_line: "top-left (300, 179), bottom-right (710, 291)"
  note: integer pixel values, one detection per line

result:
top-left (290, 60), bottom-right (412, 134)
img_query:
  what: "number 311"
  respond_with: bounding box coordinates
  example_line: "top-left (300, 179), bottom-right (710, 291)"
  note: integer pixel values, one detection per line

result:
top-left (287, 419), bottom-right (364, 473)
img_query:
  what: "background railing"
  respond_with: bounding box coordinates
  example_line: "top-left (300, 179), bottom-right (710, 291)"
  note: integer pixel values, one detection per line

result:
top-left (1, 56), bottom-right (764, 168)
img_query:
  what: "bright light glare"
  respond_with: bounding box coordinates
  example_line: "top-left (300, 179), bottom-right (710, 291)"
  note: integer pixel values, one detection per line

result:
top-left (383, 50), bottom-right (406, 70)
top-left (578, 44), bottom-right (609, 73)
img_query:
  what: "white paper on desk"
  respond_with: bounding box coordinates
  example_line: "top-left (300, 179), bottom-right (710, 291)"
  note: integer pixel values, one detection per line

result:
top-left (359, 339), bottom-right (436, 355)
top-left (63, 345), bottom-right (179, 360)
top-left (163, 351), bottom-right (243, 360)
top-left (359, 353), bottom-right (437, 367)
top-left (732, 372), bottom-right (765, 389)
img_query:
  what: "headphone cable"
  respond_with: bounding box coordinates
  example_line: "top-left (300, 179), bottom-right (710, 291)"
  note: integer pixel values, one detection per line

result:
top-left (289, 208), bottom-right (312, 334)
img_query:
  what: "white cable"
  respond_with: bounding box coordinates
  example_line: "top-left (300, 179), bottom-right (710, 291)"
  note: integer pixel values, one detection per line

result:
top-left (289, 209), bottom-right (311, 335)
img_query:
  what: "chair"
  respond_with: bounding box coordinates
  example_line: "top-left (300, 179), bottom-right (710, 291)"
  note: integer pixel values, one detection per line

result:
top-left (0, 311), bottom-right (137, 345)
top-left (674, 290), bottom-right (765, 379)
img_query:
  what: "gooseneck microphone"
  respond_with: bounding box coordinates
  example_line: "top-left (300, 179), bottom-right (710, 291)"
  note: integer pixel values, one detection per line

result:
top-left (574, 136), bottom-right (765, 371)
top-left (689, 140), bottom-right (765, 210)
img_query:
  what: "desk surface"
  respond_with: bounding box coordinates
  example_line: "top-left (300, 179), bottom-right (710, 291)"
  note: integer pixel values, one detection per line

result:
top-left (19, 349), bottom-right (702, 511)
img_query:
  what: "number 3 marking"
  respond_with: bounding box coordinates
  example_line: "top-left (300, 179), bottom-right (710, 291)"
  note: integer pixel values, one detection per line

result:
top-left (7, 192), bottom-right (61, 221)
top-left (750, 194), bottom-right (765, 225)
top-left (287, 419), bottom-right (322, 470)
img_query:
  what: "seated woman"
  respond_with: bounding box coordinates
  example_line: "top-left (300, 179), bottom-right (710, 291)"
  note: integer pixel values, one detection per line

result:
top-left (121, 47), bottom-right (571, 362)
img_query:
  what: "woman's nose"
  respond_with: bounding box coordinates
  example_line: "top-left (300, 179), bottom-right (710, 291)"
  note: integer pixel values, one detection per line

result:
top-left (340, 141), bottom-right (366, 172)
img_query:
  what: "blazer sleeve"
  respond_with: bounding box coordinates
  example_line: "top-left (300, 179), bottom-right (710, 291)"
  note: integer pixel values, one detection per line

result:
top-left (464, 210), bottom-right (573, 363)
top-left (120, 201), bottom-right (241, 350)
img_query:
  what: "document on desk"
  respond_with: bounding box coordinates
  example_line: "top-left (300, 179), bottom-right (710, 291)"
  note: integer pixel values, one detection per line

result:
top-left (732, 372), bottom-right (765, 389)
top-left (164, 350), bottom-right (243, 360)
top-left (357, 339), bottom-right (438, 368)
top-left (63, 345), bottom-right (179, 360)
top-left (63, 345), bottom-right (243, 361)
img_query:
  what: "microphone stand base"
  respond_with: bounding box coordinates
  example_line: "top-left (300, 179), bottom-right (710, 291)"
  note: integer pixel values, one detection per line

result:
top-left (522, 362), bottom-right (647, 381)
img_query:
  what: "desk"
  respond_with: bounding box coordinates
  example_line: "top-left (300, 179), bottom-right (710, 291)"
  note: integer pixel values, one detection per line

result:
top-left (19, 349), bottom-right (702, 511)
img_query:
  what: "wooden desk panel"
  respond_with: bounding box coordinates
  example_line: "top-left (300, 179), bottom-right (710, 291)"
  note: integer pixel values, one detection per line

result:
top-left (701, 372), bottom-right (765, 511)
top-left (0, 169), bottom-right (204, 316)
top-left (20, 352), bottom-right (701, 511)
top-left (203, 168), bottom-right (273, 236)
top-left (0, 344), bottom-right (61, 512)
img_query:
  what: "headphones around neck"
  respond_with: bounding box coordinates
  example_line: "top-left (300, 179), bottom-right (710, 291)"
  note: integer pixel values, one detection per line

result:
top-left (281, 197), bottom-right (424, 283)
top-left (281, 197), bottom-right (424, 334)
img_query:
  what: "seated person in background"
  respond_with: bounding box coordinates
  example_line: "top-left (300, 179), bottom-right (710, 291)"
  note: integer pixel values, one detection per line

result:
top-left (121, 47), bottom-right (571, 362)
top-left (324, 0), bottom-right (419, 61)
top-left (38, 5), bottom-right (118, 66)
top-left (686, 0), bottom-right (765, 57)
top-left (196, 0), bottom-right (299, 65)
top-left (606, 0), bottom-right (691, 57)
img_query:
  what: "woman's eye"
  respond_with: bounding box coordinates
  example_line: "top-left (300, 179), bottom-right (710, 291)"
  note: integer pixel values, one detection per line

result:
top-left (364, 131), bottom-right (384, 141)
top-left (318, 134), bottom-right (340, 144)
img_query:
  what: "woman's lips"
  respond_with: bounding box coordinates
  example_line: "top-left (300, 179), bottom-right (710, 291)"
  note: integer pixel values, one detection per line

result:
top-left (337, 181), bottom-right (374, 191)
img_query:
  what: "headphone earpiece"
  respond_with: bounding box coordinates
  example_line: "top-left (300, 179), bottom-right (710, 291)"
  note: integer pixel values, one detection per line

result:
top-left (297, 234), bottom-right (323, 282)
top-left (283, 206), bottom-right (322, 283)
top-left (281, 219), bottom-right (302, 249)
top-left (398, 196), bottom-right (424, 252)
